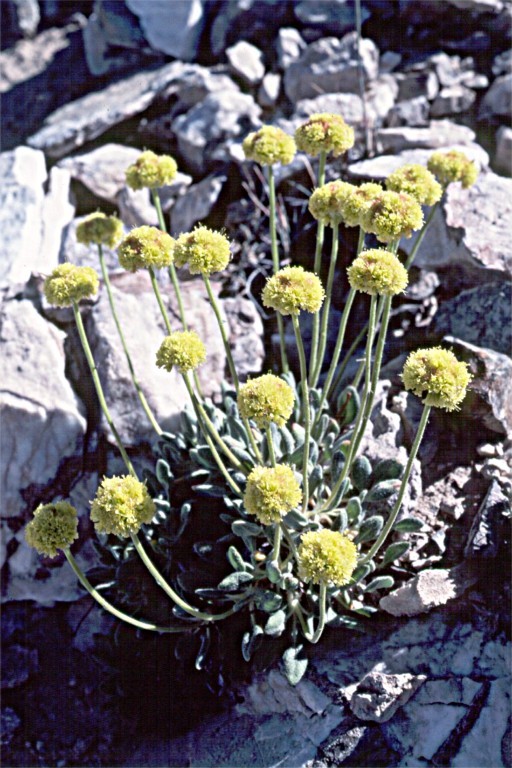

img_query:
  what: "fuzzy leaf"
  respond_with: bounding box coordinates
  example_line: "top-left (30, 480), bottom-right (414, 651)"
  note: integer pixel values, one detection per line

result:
top-left (351, 456), bottom-right (372, 491)
top-left (253, 589), bottom-right (282, 612)
top-left (346, 496), bottom-right (362, 524)
top-left (365, 479), bottom-right (401, 503)
top-left (279, 425), bottom-right (296, 456)
top-left (309, 464), bottom-right (323, 495)
top-left (351, 562), bottom-right (373, 584)
top-left (355, 516), bottom-right (384, 544)
top-left (336, 386), bottom-right (360, 427)
top-left (241, 625), bottom-right (264, 662)
top-left (393, 517), bottom-right (424, 533)
top-left (370, 458), bottom-right (404, 484)
top-left (266, 559), bottom-right (282, 584)
top-left (381, 541), bottom-right (410, 568)
top-left (217, 571), bottom-right (253, 592)
top-left (282, 646), bottom-right (308, 686)
top-left (227, 546), bottom-right (252, 572)
top-left (264, 609), bottom-right (287, 637)
top-left (156, 459), bottom-right (173, 485)
top-left (335, 508), bottom-right (348, 532)
top-left (364, 575), bottom-right (395, 593)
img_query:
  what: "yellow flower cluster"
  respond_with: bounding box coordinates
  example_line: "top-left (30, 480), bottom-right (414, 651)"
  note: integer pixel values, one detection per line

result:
top-left (262, 266), bottom-right (324, 316)
top-left (308, 180), bottom-right (355, 227)
top-left (90, 475), bottom-right (155, 537)
top-left (242, 125), bottom-right (296, 166)
top-left (295, 113), bottom-right (355, 158)
top-left (427, 150), bottom-right (478, 189)
top-left (244, 465), bottom-right (302, 525)
top-left (362, 191), bottom-right (424, 243)
top-left (338, 182), bottom-right (383, 227)
top-left (386, 164), bottom-right (442, 206)
top-left (76, 212), bottom-right (124, 248)
top-left (347, 249), bottom-right (409, 296)
top-left (173, 227), bottom-right (231, 275)
top-left (156, 331), bottom-right (206, 374)
top-left (238, 374), bottom-right (295, 428)
top-left (25, 502), bottom-right (79, 557)
top-left (298, 529), bottom-right (358, 586)
top-left (125, 150), bottom-right (178, 190)
top-left (117, 226), bottom-right (175, 272)
top-left (401, 347), bottom-right (472, 411)
top-left (44, 264), bottom-right (99, 307)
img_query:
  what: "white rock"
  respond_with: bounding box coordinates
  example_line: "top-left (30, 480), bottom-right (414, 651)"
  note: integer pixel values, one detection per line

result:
top-left (125, 0), bottom-right (205, 60)
top-left (350, 671), bottom-right (427, 723)
top-left (452, 678), bottom-right (511, 767)
top-left (226, 40), bottom-right (265, 86)
top-left (258, 72), bottom-right (281, 108)
top-left (0, 300), bottom-right (86, 518)
top-left (39, 166), bottom-right (75, 273)
top-left (379, 565), bottom-right (477, 617)
top-left (387, 96), bottom-right (430, 127)
top-left (276, 27), bottom-right (306, 70)
top-left (430, 84), bottom-right (476, 117)
top-left (170, 174), bottom-right (226, 235)
top-left (376, 120), bottom-right (475, 153)
top-left (395, 70), bottom-right (439, 101)
top-left (479, 73), bottom-right (512, 119)
top-left (59, 144), bottom-right (141, 203)
top-left (495, 125), bottom-right (512, 175)
top-left (366, 74), bottom-right (399, 122)
top-left (445, 0), bottom-right (504, 11)
top-left (347, 143), bottom-right (489, 180)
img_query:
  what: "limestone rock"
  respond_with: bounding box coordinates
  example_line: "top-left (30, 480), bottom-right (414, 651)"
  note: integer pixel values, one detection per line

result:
top-left (379, 565), bottom-right (477, 617)
top-left (387, 96), bottom-right (430, 127)
top-left (395, 70), bottom-right (439, 101)
top-left (294, 0), bottom-right (370, 34)
top-left (479, 73), bottom-right (512, 120)
top-left (0, 25), bottom-right (75, 93)
top-left (125, 0), bottom-right (205, 61)
top-left (82, 2), bottom-right (150, 77)
top-left (376, 120), bottom-right (475, 153)
top-left (171, 174), bottom-right (226, 235)
top-left (452, 678), bottom-right (511, 768)
top-left (495, 125), bottom-right (512, 175)
top-left (276, 27), bottom-right (306, 70)
top-left (349, 671), bottom-right (426, 723)
top-left (294, 92), bottom-right (364, 127)
top-left (258, 73), bottom-right (281, 109)
top-left (430, 84), bottom-right (477, 116)
top-left (0, 300), bottom-right (86, 518)
top-left (226, 40), bottom-right (265, 86)
top-left (223, 296), bottom-right (265, 380)
top-left (59, 144), bottom-right (141, 203)
top-left (366, 74), bottom-right (399, 122)
top-left (348, 143), bottom-right (489, 180)
top-left (465, 479), bottom-right (511, 559)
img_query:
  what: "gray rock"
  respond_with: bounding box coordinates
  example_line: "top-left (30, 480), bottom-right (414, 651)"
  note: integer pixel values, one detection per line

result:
top-left (479, 73), bottom-right (512, 120)
top-left (0, 300), bottom-right (86, 518)
top-left (258, 72), bottom-right (281, 109)
top-left (379, 565), bottom-right (477, 617)
top-left (395, 70), bottom-right (439, 101)
top-left (276, 27), bottom-right (306, 71)
top-left (492, 49), bottom-right (512, 77)
top-left (430, 85), bottom-right (477, 117)
top-left (226, 40), bottom-right (265, 86)
top-left (294, 0), bottom-right (370, 34)
top-left (376, 120), bottom-right (475, 154)
top-left (1, 646), bottom-right (38, 689)
top-left (82, 3), bottom-right (149, 77)
top-left (452, 678), bottom-right (511, 768)
top-left (387, 96), bottom-right (430, 127)
top-left (171, 174), bottom-right (226, 235)
top-left (27, 62), bottom-right (189, 158)
top-left (172, 92), bottom-right (261, 173)
top-left (223, 296), bottom-right (265, 380)
top-left (0, 25), bottom-right (76, 93)
top-left (59, 143), bottom-right (141, 203)
top-left (495, 125), bottom-right (512, 175)
top-left (414, 466), bottom-right (472, 524)
top-left (40, 166), bottom-right (75, 275)
top-left (465, 478), bottom-right (511, 559)
top-left (0, 707), bottom-right (21, 747)
top-left (348, 142), bottom-right (489, 180)
top-left (379, 51), bottom-right (402, 74)
top-left (125, 0), bottom-right (205, 60)
top-left (349, 671), bottom-right (426, 723)
top-left (413, 677), bottom-right (483, 707)
top-left (366, 74), bottom-right (398, 122)
top-left (4, 0), bottom-right (40, 39)
top-left (445, 0), bottom-right (505, 11)
top-left (284, 33), bottom-right (379, 103)
top-left (294, 92), bottom-right (364, 127)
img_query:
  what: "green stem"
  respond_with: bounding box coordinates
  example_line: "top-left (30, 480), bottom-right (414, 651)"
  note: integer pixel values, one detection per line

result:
top-left (268, 164), bottom-right (289, 374)
top-left (291, 315), bottom-right (311, 514)
top-left (308, 150), bottom-right (327, 378)
top-left (356, 226), bottom-right (366, 257)
top-left (359, 404), bottom-right (432, 565)
top-left (149, 266), bottom-right (172, 336)
top-left (98, 245), bottom-right (162, 436)
top-left (405, 201), bottom-right (439, 271)
top-left (311, 221), bottom-right (339, 388)
top-left (72, 301), bottom-right (136, 477)
top-left (130, 533), bottom-right (237, 622)
top-left (151, 188), bottom-right (188, 330)
top-left (243, 417), bottom-right (263, 464)
top-left (203, 274), bottom-right (240, 395)
top-left (64, 549), bottom-right (181, 633)
top-left (272, 524), bottom-right (282, 565)
top-left (266, 426), bottom-right (277, 467)
top-left (292, 583), bottom-right (327, 644)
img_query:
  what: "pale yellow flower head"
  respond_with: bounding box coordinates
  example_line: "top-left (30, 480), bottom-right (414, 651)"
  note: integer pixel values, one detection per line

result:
top-left (125, 150), bottom-right (178, 190)
top-left (156, 331), bottom-right (207, 374)
top-left (308, 180), bottom-right (356, 227)
top-left (244, 465), bottom-right (302, 525)
top-left (242, 125), bottom-right (296, 166)
top-left (347, 249), bottom-right (409, 296)
top-left (262, 266), bottom-right (324, 316)
top-left (76, 212), bottom-right (124, 248)
top-left (298, 529), bottom-right (358, 586)
top-left (44, 264), bottom-right (99, 307)
top-left (25, 502), bottom-right (79, 557)
top-left (401, 347), bottom-right (472, 411)
top-left (339, 182), bottom-right (384, 228)
top-left (361, 190), bottom-right (424, 243)
top-left (295, 113), bottom-right (355, 157)
top-left (173, 227), bottom-right (231, 275)
top-left (117, 226), bottom-right (175, 272)
top-left (427, 150), bottom-right (478, 189)
top-left (90, 475), bottom-right (155, 537)
top-left (386, 164), bottom-right (442, 206)
top-left (238, 374), bottom-right (295, 428)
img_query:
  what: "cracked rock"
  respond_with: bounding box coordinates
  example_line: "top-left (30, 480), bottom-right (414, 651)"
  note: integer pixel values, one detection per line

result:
top-left (350, 671), bottom-right (426, 723)
top-left (379, 565), bottom-right (478, 617)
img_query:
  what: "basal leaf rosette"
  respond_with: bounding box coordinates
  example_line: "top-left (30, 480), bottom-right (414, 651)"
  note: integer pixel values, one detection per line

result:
top-left (90, 476), bottom-right (156, 537)
top-left (347, 249), bottom-right (409, 296)
top-left (298, 529), bottom-right (358, 586)
top-left (262, 266), bottom-right (324, 316)
top-left (44, 264), bottom-right (99, 307)
top-left (238, 374), bottom-right (295, 428)
top-left (243, 125), bottom-right (296, 166)
top-left (401, 347), bottom-right (472, 412)
top-left (25, 502), bottom-right (79, 557)
top-left (361, 190), bottom-right (424, 243)
top-left (173, 227), bottom-right (231, 275)
top-left (427, 150), bottom-right (478, 190)
top-left (156, 331), bottom-right (207, 374)
top-left (125, 150), bottom-right (178, 190)
top-left (385, 164), bottom-right (442, 206)
top-left (308, 180), bottom-right (356, 227)
top-left (295, 113), bottom-right (355, 158)
top-left (76, 212), bottom-right (124, 248)
top-left (117, 226), bottom-right (175, 272)
top-left (244, 465), bottom-right (302, 525)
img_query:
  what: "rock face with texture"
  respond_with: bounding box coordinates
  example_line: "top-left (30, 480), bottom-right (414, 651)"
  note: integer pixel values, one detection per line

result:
top-left (226, 40), bottom-right (265, 86)
top-left (349, 671), bottom-right (427, 723)
top-left (379, 565), bottom-right (477, 617)
top-left (376, 120), bottom-right (475, 153)
top-left (1, 299), bottom-right (86, 518)
top-left (125, 0), bottom-right (205, 61)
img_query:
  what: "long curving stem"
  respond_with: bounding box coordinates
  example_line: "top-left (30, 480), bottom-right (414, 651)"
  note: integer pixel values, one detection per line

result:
top-left (203, 274), bottom-right (240, 395)
top-left (151, 188), bottom-right (188, 329)
top-left (148, 266), bottom-right (173, 336)
top-left (308, 150), bottom-right (327, 378)
top-left (291, 314), bottom-right (311, 514)
top-left (311, 221), bottom-right (339, 388)
top-left (267, 164), bottom-right (289, 374)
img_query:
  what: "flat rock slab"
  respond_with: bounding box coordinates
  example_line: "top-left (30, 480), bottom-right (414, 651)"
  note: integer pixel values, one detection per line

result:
top-left (379, 565), bottom-right (477, 617)
top-left (349, 671), bottom-right (427, 723)
top-left (347, 143), bottom-right (489, 180)
top-left (126, 0), bottom-right (205, 61)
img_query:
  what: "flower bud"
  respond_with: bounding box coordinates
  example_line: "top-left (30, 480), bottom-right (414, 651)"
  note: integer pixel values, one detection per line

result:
top-left (173, 227), bottom-right (231, 275)
top-left (386, 164), bottom-right (442, 206)
top-left (117, 226), bottom-right (175, 272)
top-left (347, 249), bottom-right (408, 296)
top-left (125, 150), bottom-right (178, 190)
top-left (156, 331), bottom-right (206, 374)
top-left (298, 529), bottom-right (358, 586)
top-left (244, 465), bottom-right (302, 525)
top-left (427, 150), bottom-right (478, 189)
top-left (242, 125), bottom-right (296, 166)
top-left (308, 180), bottom-right (356, 227)
top-left (44, 264), bottom-right (99, 307)
top-left (262, 266), bottom-right (324, 316)
top-left (295, 113), bottom-right (355, 158)
top-left (401, 347), bottom-right (472, 412)
top-left (238, 374), bottom-right (295, 428)
top-left (90, 476), bottom-right (155, 537)
top-left (76, 212), bottom-right (124, 248)
top-left (361, 190), bottom-right (424, 243)
top-left (25, 502), bottom-right (79, 557)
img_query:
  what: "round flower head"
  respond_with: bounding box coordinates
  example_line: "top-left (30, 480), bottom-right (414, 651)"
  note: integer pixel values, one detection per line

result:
top-left (91, 475), bottom-right (155, 537)
top-left (386, 164), bottom-right (442, 206)
top-left (125, 150), bottom-right (178, 190)
top-left (295, 113), bottom-right (355, 158)
top-left (308, 180), bottom-right (356, 227)
top-left (156, 331), bottom-right (206, 374)
top-left (25, 502), bottom-right (79, 557)
top-left (298, 529), bottom-right (358, 586)
top-left (242, 125), bottom-right (296, 166)
top-left (44, 263), bottom-right (99, 307)
top-left (401, 347), bottom-right (472, 412)
top-left (262, 266), bottom-right (324, 316)
top-left (244, 465), bottom-right (302, 525)
top-left (339, 182), bottom-right (384, 228)
top-left (238, 374), bottom-right (295, 428)
top-left (76, 212), bottom-right (124, 249)
top-left (361, 190), bottom-right (424, 243)
top-left (347, 249), bottom-right (409, 296)
top-left (427, 150), bottom-right (478, 189)
top-left (173, 227), bottom-right (231, 275)
top-left (118, 226), bottom-right (175, 272)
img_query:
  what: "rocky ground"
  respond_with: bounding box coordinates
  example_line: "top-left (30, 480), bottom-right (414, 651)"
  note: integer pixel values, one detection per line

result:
top-left (1, 1), bottom-right (511, 766)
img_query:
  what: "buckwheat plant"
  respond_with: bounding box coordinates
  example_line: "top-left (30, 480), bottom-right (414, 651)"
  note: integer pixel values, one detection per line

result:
top-left (28, 122), bottom-right (476, 686)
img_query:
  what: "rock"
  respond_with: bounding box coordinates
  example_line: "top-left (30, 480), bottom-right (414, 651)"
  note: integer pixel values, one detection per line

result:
top-left (347, 143), bottom-right (489, 180)
top-left (284, 33), bottom-right (379, 103)
top-left (0, 25), bottom-right (76, 93)
top-left (125, 0), bottom-right (205, 61)
top-left (1, 646), bottom-right (38, 689)
top-left (465, 478), bottom-right (511, 559)
top-left (294, 0), bottom-right (370, 34)
top-left (0, 147), bottom-right (47, 288)
top-left (226, 40), bottom-right (265, 86)
top-left (349, 671), bottom-right (426, 723)
top-left (376, 120), bottom-right (475, 153)
top-left (59, 144), bottom-right (141, 203)
top-left (395, 70), bottom-right (439, 101)
top-left (40, 166), bottom-right (75, 271)
top-left (172, 92), bottom-right (261, 173)
top-left (82, 2), bottom-right (150, 77)
top-left (445, 0), bottom-right (505, 11)
top-left (0, 707), bottom-right (21, 747)
top-left (430, 84), bottom-right (477, 116)
top-left (479, 73), bottom-right (512, 120)
top-left (414, 466), bottom-right (473, 524)
top-left (366, 74), bottom-right (399, 122)
top-left (223, 296), bottom-right (265, 380)
top-left (434, 282), bottom-right (511, 355)
top-left (258, 72), bottom-right (281, 109)
top-left (294, 92), bottom-right (364, 127)
top-left (3, 0), bottom-right (40, 43)
top-left (27, 62), bottom-right (189, 158)
top-left (495, 125), bottom-right (512, 175)
top-left (452, 678), bottom-right (511, 768)
top-left (379, 51), bottom-right (402, 74)
top-left (387, 96), bottom-right (430, 127)
top-left (276, 27), bottom-right (306, 70)
top-left (0, 299), bottom-right (86, 518)
top-left (492, 49), bottom-right (512, 77)
top-left (170, 174), bottom-right (226, 235)
top-left (379, 565), bottom-right (477, 617)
